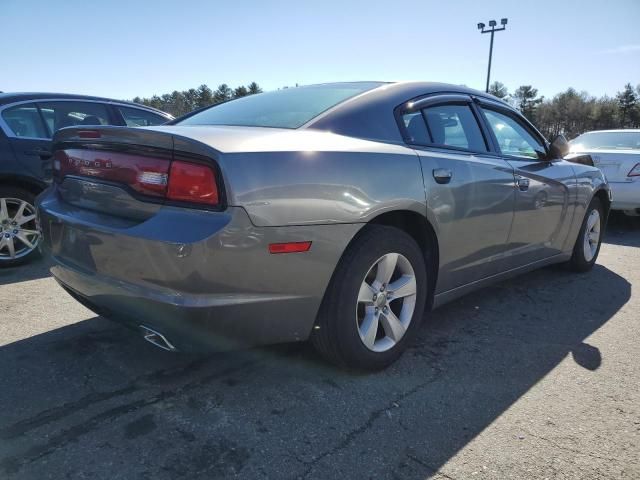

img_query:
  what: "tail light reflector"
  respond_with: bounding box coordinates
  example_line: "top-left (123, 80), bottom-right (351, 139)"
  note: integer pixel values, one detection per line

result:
top-left (628, 163), bottom-right (640, 177)
top-left (268, 241), bottom-right (312, 254)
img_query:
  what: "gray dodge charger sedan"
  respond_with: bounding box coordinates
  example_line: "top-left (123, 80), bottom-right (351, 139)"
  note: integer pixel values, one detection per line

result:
top-left (37, 82), bottom-right (611, 370)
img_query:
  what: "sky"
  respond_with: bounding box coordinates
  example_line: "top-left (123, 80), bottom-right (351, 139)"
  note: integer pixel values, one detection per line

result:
top-left (2, 0), bottom-right (639, 101)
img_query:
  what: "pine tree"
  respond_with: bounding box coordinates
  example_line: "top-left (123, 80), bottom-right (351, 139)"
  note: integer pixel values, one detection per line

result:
top-left (617, 83), bottom-right (638, 127)
top-left (488, 81), bottom-right (508, 99)
top-left (234, 86), bottom-right (249, 98)
top-left (247, 82), bottom-right (263, 95)
top-left (512, 86), bottom-right (543, 122)
top-left (213, 84), bottom-right (233, 104)
top-left (196, 84), bottom-right (213, 108)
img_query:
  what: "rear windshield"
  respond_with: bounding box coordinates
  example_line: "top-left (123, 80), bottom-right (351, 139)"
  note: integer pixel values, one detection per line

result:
top-left (176, 82), bottom-right (384, 129)
top-left (571, 131), bottom-right (640, 150)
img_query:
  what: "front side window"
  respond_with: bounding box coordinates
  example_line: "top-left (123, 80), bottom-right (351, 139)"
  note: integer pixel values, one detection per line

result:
top-left (119, 106), bottom-right (168, 127)
top-left (483, 109), bottom-right (546, 159)
top-left (1, 103), bottom-right (48, 138)
top-left (37, 101), bottom-right (110, 137)
top-left (177, 82), bottom-right (384, 129)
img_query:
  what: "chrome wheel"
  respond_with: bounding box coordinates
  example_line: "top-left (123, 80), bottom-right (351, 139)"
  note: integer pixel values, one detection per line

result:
top-left (0, 198), bottom-right (40, 262)
top-left (583, 209), bottom-right (601, 262)
top-left (356, 253), bottom-right (417, 352)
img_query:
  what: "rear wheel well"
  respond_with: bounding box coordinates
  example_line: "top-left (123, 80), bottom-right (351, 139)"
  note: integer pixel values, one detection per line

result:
top-left (0, 176), bottom-right (45, 197)
top-left (369, 210), bottom-right (439, 309)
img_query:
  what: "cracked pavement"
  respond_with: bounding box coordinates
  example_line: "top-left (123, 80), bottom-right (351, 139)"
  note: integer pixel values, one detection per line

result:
top-left (1, 214), bottom-right (639, 479)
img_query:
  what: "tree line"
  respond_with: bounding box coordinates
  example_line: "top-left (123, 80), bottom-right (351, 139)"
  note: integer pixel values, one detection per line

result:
top-left (132, 82), bottom-right (263, 117)
top-left (488, 81), bottom-right (640, 139)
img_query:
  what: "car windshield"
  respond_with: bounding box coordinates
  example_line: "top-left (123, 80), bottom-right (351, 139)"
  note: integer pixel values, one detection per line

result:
top-left (175, 82), bottom-right (384, 129)
top-left (571, 131), bottom-right (640, 151)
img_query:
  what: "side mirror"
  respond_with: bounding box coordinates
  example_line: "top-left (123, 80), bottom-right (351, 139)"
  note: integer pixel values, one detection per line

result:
top-left (549, 134), bottom-right (570, 159)
top-left (563, 152), bottom-right (595, 167)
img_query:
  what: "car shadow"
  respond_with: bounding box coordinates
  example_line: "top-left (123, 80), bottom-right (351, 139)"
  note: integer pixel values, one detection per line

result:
top-left (0, 262), bottom-right (630, 479)
top-left (0, 256), bottom-right (52, 286)
top-left (604, 211), bottom-right (640, 247)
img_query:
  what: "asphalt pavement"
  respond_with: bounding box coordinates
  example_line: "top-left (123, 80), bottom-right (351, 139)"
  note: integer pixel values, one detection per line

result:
top-left (1, 213), bottom-right (639, 479)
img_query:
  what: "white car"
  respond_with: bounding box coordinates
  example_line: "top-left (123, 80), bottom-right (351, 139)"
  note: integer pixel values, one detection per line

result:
top-left (570, 129), bottom-right (640, 215)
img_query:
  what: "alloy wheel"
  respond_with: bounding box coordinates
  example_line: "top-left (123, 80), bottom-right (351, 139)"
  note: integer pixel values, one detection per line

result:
top-left (0, 198), bottom-right (41, 262)
top-left (583, 209), bottom-right (601, 262)
top-left (356, 253), bottom-right (417, 352)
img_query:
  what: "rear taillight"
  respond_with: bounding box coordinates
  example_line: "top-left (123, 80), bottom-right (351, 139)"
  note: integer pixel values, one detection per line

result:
top-left (628, 163), bottom-right (640, 177)
top-left (54, 149), bottom-right (220, 207)
top-left (167, 161), bottom-right (219, 205)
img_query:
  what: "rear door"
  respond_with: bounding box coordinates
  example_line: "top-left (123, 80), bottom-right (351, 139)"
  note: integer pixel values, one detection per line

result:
top-left (400, 94), bottom-right (516, 292)
top-left (478, 101), bottom-right (575, 264)
top-left (0, 102), bottom-right (52, 182)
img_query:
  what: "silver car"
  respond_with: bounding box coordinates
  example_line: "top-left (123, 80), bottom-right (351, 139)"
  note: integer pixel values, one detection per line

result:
top-left (570, 129), bottom-right (640, 215)
top-left (37, 82), bottom-right (610, 370)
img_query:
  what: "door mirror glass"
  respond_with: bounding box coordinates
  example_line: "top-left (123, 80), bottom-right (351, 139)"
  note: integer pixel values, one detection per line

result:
top-left (549, 134), bottom-right (570, 159)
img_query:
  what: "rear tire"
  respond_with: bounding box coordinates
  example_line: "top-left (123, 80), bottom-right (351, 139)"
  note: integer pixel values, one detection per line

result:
top-left (312, 225), bottom-right (427, 370)
top-left (566, 197), bottom-right (604, 273)
top-left (0, 186), bottom-right (42, 268)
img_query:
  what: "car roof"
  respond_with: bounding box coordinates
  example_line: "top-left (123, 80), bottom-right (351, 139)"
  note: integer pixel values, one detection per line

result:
top-left (305, 81), bottom-right (512, 143)
top-left (0, 92), bottom-right (171, 116)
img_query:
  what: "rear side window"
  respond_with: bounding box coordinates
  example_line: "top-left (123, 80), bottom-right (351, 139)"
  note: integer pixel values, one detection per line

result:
top-left (1, 103), bottom-right (48, 138)
top-left (118, 106), bottom-right (168, 127)
top-left (37, 101), bottom-right (110, 138)
top-left (482, 109), bottom-right (546, 159)
top-left (402, 112), bottom-right (430, 144)
top-left (402, 104), bottom-right (487, 152)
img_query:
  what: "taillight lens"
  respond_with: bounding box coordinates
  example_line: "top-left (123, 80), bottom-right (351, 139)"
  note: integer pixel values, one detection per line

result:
top-left (167, 161), bottom-right (219, 205)
top-left (54, 149), bottom-right (220, 207)
top-left (628, 163), bottom-right (640, 177)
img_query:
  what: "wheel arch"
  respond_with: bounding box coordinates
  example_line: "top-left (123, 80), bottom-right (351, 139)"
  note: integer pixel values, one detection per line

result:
top-left (0, 174), bottom-right (47, 197)
top-left (593, 187), bottom-right (611, 219)
top-left (368, 210), bottom-right (439, 309)
top-left (319, 210), bottom-right (439, 311)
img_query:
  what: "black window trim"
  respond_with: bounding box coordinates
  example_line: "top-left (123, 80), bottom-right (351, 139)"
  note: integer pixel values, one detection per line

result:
top-left (394, 93), bottom-right (493, 156)
top-left (473, 97), bottom-right (550, 162)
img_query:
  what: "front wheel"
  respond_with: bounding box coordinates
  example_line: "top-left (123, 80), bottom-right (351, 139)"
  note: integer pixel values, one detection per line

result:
top-left (0, 187), bottom-right (42, 267)
top-left (312, 225), bottom-right (428, 370)
top-left (566, 197), bottom-right (604, 272)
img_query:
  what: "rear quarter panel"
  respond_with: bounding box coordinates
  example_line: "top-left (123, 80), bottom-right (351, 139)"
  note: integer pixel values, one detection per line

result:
top-left (218, 137), bottom-right (427, 227)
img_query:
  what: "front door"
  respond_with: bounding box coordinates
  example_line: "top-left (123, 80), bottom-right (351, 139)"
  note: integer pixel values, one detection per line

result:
top-left (480, 107), bottom-right (574, 264)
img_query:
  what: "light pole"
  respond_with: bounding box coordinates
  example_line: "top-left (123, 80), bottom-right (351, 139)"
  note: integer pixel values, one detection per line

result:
top-left (477, 18), bottom-right (508, 93)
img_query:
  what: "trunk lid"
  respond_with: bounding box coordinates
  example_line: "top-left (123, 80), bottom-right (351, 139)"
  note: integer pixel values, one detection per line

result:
top-left (580, 149), bottom-right (640, 182)
top-left (52, 126), bottom-right (222, 221)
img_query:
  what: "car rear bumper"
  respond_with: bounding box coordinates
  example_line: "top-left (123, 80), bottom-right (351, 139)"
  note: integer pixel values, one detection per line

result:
top-left (37, 186), bottom-right (361, 351)
top-left (609, 180), bottom-right (639, 210)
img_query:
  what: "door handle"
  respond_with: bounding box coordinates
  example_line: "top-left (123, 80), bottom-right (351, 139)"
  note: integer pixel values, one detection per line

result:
top-left (433, 168), bottom-right (453, 184)
top-left (517, 177), bottom-right (530, 191)
top-left (24, 149), bottom-right (52, 159)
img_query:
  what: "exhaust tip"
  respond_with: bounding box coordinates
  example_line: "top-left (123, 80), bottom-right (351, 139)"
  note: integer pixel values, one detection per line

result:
top-left (139, 325), bottom-right (177, 352)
